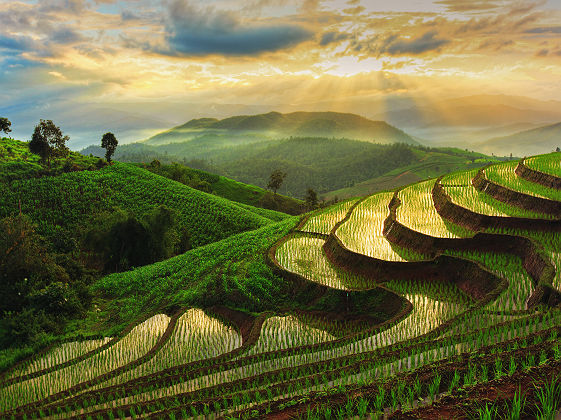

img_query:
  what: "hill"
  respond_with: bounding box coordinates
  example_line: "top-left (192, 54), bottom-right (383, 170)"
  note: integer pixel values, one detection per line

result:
top-left (84, 139), bottom-right (497, 199)
top-left (144, 111), bottom-right (418, 146)
top-left (132, 161), bottom-right (304, 216)
top-left (477, 122), bottom-right (561, 156)
top-left (377, 94), bottom-right (561, 129)
top-left (322, 147), bottom-right (502, 199)
top-left (0, 144), bottom-right (279, 249)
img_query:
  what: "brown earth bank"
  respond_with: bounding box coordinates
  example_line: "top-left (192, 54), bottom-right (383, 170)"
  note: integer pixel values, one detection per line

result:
top-left (472, 166), bottom-right (561, 217)
top-left (516, 158), bottom-right (561, 190)
top-left (433, 176), bottom-right (561, 232)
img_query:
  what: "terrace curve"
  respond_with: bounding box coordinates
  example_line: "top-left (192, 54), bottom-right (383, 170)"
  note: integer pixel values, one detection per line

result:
top-left (472, 165), bottom-right (561, 217)
top-left (516, 157), bottom-right (561, 190)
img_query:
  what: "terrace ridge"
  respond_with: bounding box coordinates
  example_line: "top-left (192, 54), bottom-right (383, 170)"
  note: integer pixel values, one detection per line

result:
top-left (6, 310), bottom-right (183, 416)
top-left (0, 311), bottom-right (164, 388)
top-left (472, 165), bottom-right (561, 217)
top-left (516, 158), bottom-right (561, 190)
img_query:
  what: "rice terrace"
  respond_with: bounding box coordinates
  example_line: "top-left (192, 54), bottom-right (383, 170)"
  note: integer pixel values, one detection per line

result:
top-left (2, 0), bottom-right (561, 419)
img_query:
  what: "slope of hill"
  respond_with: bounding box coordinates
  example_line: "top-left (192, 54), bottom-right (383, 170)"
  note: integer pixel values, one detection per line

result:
top-left (477, 122), bottom-right (561, 156)
top-left (132, 162), bottom-right (304, 216)
top-left (144, 111), bottom-right (418, 146)
top-left (0, 138), bottom-right (282, 249)
top-left (0, 137), bottom-right (100, 181)
top-left (322, 148), bottom-right (502, 199)
top-left (377, 94), bottom-right (561, 129)
top-left (3, 152), bottom-right (561, 418)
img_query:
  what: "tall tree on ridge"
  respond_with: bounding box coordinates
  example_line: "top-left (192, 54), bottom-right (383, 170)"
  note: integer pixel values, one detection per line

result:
top-left (101, 132), bottom-right (118, 163)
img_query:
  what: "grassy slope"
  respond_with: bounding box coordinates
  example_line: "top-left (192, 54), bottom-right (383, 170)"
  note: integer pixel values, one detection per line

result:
top-left (133, 162), bottom-right (303, 216)
top-left (0, 137), bottom-right (99, 181)
top-left (322, 148), bottom-right (502, 199)
top-left (0, 138), bottom-right (282, 248)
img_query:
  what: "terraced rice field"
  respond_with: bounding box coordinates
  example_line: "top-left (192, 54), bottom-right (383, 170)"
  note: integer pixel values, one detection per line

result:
top-left (2, 155), bottom-right (561, 419)
top-left (336, 192), bottom-right (423, 261)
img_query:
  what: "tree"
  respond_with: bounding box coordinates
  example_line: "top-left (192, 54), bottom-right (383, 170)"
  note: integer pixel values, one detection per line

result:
top-left (0, 117), bottom-right (11, 137)
top-left (29, 120), bottom-right (69, 166)
top-left (267, 169), bottom-right (287, 195)
top-left (101, 132), bottom-right (118, 163)
top-left (305, 188), bottom-right (318, 210)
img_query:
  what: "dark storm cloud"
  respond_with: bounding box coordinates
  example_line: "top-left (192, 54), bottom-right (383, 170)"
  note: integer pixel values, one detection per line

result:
top-left (379, 31), bottom-right (449, 55)
top-left (162, 0), bottom-right (314, 56)
top-left (50, 28), bottom-right (85, 44)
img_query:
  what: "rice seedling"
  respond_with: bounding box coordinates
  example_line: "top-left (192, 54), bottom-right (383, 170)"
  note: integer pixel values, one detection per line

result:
top-left (397, 180), bottom-right (472, 238)
top-left (275, 234), bottom-right (370, 289)
top-left (442, 170), bottom-right (554, 219)
top-left (5, 338), bottom-right (112, 379)
top-left (533, 377), bottom-right (561, 420)
top-left (299, 199), bottom-right (358, 235)
top-left (336, 192), bottom-right (426, 261)
top-left (245, 315), bottom-right (335, 356)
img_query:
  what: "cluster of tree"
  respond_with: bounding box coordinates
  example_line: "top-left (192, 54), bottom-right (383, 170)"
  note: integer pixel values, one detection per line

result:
top-left (83, 205), bottom-right (191, 273)
top-left (0, 215), bottom-right (94, 348)
top-left (1, 117), bottom-right (119, 166)
top-left (0, 204), bottom-right (191, 348)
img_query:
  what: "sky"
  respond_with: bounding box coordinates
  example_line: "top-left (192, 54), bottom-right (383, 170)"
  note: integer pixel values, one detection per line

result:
top-left (1, 0), bottom-right (561, 148)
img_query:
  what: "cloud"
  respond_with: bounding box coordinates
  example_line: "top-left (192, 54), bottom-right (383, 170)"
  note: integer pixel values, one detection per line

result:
top-left (319, 31), bottom-right (350, 46)
top-left (379, 31), bottom-right (449, 55)
top-left (50, 27), bottom-right (86, 44)
top-left (435, 0), bottom-right (504, 13)
top-left (0, 34), bottom-right (35, 51)
top-left (526, 26), bottom-right (561, 33)
top-left (162, 0), bottom-right (314, 56)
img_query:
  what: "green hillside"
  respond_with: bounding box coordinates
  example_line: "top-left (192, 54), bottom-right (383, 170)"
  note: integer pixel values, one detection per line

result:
top-left (323, 147), bottom-right (502, 199)
top-left (0, 160), bottom-right (276, 249)
top-left (83, 139), bottom-right (499, 199)
top-left (133, 161), bottom-right (304, 216)
top-left (145, 111), bottom-right (418, 146)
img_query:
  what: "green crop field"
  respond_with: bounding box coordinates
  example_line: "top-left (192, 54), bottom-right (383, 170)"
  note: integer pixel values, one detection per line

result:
top-left (2, 143), bottom-right (561, 419)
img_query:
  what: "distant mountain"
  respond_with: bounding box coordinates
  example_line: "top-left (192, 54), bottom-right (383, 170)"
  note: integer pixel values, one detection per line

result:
top-left (477, 122), bottom-right (561, 156)
top-left (374, 95), bottom-right (561, 130)
top-left (145, 111), bottom-right (418, 146)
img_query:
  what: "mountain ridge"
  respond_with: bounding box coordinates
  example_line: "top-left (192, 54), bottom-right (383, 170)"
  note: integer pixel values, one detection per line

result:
top-left (144, 111), bottom-right (418, 146)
